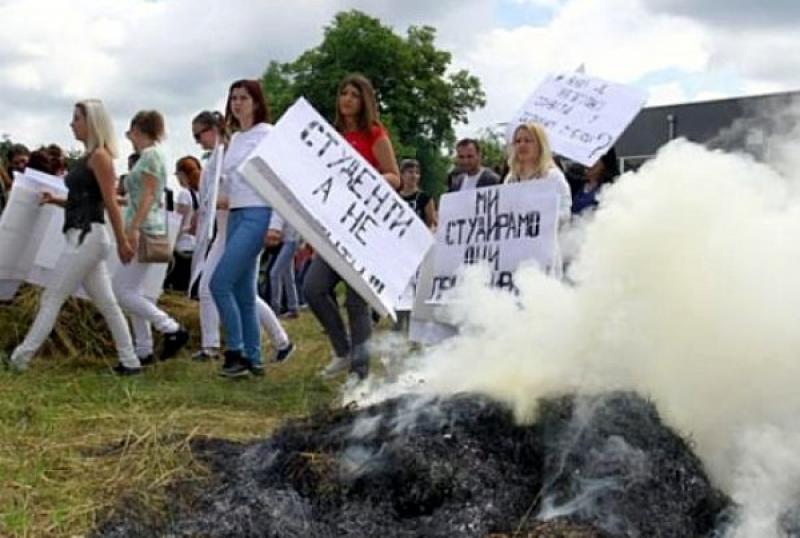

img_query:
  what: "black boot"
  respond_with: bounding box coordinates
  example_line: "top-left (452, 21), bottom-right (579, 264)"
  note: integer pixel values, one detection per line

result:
top-left (161, 327), bottom-right (189, 360)
top-left (219, 350), bottom-right (250, 378)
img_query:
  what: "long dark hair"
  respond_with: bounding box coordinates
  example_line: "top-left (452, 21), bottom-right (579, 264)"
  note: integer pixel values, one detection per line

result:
top-left (334, 73), bottom-right (380, 133)
top-left (225, 79), bottom-right (271, 130)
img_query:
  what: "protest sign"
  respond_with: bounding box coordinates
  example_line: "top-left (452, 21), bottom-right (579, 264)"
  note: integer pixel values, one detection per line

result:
top-left (408, 248), bottom-right (459, 345)
top-left (396, 275), bottom-right (417, 312)
top-left (189, 144), bottom-right (223, 290)
top-left (428, 182), bottom-right (559, 303)
top-left (241, 97), bottom-right (434, 319)
top-left (14, 169), bottom-right (68, 195)
top-left (0, 184), bottom-right (58, 299)
top-left (409, 182), bottom-right (560, 344)
top-left (508, 72), bottom-right (646, 166)
top-left (0, 176), bottom-right (180, 302)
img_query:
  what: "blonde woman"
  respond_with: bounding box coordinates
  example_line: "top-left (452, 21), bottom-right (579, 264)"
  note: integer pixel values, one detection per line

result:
top-left (505, 122), bottom-right (572, 277)
top-left (7, 100), bottom-right (140, 375)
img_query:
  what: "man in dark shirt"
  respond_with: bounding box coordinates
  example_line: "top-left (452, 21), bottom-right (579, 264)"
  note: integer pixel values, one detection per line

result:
top-left (447, 138), bottom-right (500, 192)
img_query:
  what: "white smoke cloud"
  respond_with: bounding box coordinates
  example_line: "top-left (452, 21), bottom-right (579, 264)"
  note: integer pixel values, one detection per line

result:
top-left (355, 131), bottom-right (800, 535)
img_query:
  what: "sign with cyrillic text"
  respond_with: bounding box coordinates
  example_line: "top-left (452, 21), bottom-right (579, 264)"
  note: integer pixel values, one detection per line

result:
top-left (190, 144), bottom-right (223, 290)
top-left (509, 72), bottom-right (646, 166)
top-left (429, 182), bottom-right (558, 303)
top-left (240, 97), bottom-right (434, 318)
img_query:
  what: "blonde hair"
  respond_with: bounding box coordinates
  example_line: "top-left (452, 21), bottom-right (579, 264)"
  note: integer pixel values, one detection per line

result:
top-left (76, 99), bottom-right (118, 159)
top-left (506, 122), bottom-right (555, 181)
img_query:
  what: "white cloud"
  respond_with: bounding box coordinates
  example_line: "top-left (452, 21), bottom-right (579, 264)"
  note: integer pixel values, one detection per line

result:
top-left (1, 0), bottom-right (798, 170)
top-left (0, 0), bottom-right (492, 168)
top-left (642, 0), bottom-right (800, 28)
top-left (646, 82), bottom-right (688, 106)
top-left (512, 0), bottom-right (565, 9)
top-left (455, 0), bottom-right (709, 136)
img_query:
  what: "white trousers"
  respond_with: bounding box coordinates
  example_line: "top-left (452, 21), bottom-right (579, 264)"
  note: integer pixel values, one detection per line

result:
top-left (11, 225), bottom-right (139, 368)
top-left (198, 211), bottom-right (288, 350)
top-left (131, 301), bottom-right (156, 358)
top-left (112, 256), bottom-right (180, 344)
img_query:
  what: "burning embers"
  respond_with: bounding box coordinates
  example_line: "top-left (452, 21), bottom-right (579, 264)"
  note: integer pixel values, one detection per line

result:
top-left (93, 392), bottom-right (730, 537)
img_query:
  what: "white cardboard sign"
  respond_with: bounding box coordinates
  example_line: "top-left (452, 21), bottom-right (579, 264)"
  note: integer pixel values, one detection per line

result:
top-left (427, 182), bottom-right (559, 303)
top-left (240, 97), bottom-right (434, 319)
top-left (0, 180), bottom-right (180, 302)
top-left (508, 72), bottom-right (647, 166)
top-left (189, 144), bottom-right (223, 290)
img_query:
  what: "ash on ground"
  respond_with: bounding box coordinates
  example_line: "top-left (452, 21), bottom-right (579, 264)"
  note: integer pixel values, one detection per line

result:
top-left (93, 391), bottom-right (730, 537)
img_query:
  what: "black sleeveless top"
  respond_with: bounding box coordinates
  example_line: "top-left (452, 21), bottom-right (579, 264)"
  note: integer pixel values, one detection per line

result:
top-left (63, 154), bottom-right (105, 243)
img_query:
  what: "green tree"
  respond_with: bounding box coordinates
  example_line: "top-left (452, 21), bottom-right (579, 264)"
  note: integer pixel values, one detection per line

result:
top-left (475, 126), bottom-right (508, 174)
top-left (261, 10), bottom-right (485, 197)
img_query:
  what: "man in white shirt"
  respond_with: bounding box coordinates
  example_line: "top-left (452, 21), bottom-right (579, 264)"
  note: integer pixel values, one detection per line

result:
top-left (447, 138), bottom-right (500, 192)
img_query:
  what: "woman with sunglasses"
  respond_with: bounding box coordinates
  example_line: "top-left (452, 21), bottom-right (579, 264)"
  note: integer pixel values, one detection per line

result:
top-left (190, 110), bottom-right (294, 364)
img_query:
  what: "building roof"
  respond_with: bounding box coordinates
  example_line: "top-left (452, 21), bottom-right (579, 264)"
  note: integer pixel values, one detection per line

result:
top-left (615, 90), bottom-right (800, 160)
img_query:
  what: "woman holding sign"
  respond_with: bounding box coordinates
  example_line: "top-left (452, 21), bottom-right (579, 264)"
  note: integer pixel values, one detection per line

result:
top-left (191, 110), bottom-right (294, 365)
top-left (505, 122), bottom-right (572, 278)
top-left (113, 110), bottom-right (189, 364)
top-left (306, 73), bottom-right (401, 381)
top-left (7, 100), bottom-right (140, 375)
top-left (210, 80), bottom-right (288, 378)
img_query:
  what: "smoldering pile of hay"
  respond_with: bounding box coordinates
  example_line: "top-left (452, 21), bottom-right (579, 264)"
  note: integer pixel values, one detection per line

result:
top-left (0, 285), bottom-right (200, 359)
top-left (93, 391), bottom-right (730, 537)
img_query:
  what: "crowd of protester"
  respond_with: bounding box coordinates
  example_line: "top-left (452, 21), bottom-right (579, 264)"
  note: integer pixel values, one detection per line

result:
top-left (0, 73), bottom-right (619, 382)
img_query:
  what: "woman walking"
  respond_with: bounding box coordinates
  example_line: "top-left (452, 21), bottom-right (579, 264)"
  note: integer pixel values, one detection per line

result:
top-left (190, 110), bottom-right (294, 365)
top-left (210, 80), bottom-right (289, 377)
top-left (7, 100), bottom-right (140, 375)
top-left (113, 110), bottom-right (188, 363)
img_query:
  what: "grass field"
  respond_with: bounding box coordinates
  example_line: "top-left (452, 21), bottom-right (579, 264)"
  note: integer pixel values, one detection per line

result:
top-left (0, 288), bottom-right (345, 537)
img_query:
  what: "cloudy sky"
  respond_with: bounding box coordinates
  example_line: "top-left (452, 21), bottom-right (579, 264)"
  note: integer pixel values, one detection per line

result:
top-left (1, 0), bottom-right (799, 171)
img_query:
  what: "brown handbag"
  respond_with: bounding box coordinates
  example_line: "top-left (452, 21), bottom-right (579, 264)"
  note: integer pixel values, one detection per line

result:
top-left (138, 231), bottom-right (171, 263)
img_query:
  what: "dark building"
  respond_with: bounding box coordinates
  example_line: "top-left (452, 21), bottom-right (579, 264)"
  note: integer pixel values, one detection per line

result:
top-left (615, 90), bottom-right (800, 171)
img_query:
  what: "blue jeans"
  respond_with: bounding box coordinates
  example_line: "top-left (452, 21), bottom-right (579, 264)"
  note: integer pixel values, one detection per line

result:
top-left (210, 207), bottom-right (271, 365)
top-left (270, 240), bottom-right (299, 312)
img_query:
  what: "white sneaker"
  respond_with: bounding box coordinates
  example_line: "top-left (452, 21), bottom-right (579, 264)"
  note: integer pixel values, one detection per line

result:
top-left (6, 349), bottom-right (30, 372)
top-left (321, 353), bottom-right (350, 378)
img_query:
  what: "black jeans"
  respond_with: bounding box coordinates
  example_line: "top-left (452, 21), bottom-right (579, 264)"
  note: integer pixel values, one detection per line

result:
top-left (303, 255), bottom-right (371, 373)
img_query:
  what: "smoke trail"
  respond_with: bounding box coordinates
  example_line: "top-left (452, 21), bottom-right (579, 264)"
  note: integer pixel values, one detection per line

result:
top-left (353, 136), bottom-right (800, 536)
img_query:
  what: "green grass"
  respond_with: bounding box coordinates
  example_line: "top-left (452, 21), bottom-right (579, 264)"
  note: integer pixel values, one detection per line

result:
top-left (0, 290), bottom-right (342, 538)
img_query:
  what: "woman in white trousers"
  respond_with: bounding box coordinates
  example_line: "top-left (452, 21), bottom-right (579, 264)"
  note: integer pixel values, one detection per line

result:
top-left (190, 110), bottom-right (294, 364)
top-left (8, 100), bottom-right (141, 375)
top-left (112, 110), bottom-right (188, 363)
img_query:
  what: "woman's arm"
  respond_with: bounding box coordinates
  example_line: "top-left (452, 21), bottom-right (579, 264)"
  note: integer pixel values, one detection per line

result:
top-left (126, 172), bottom-right (158, 251)
top-left (372, 137), bottom-right (401, 190)
top-left (39, 192), bottom-right (67, 207)
top-left (424, 198), bottom-right (438, 231)
top-left (89, 149), bottom-right (134, 263)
